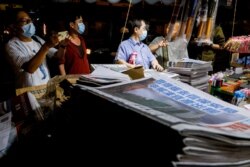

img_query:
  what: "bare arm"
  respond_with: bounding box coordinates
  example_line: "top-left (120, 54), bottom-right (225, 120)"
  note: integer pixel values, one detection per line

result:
top-left (22, 34), bottom-right (60, 73)
top-left (58, 46), bottom-right (67, 75)
top-left (59, 64), bottom-right (66, 75)
top-left (149, 39), bottom-right (168, 53)
top-left (22, 43), bottom-right (50, 73)
top-left (211, 43), bottom-right (222, 50)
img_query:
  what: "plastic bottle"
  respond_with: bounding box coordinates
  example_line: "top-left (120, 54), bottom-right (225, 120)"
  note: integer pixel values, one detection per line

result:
top-left (128, 51), bottom-right (137, 65)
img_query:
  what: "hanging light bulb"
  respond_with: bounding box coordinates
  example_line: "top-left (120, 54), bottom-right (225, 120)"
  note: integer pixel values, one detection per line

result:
top-left (145, 0), bottom-right (159, 5)
top-left (85, 0), bottom-right (96, 3)
top-left (108, 0), bottom-right (121, 3)
top-left (127, 0), bottom-right (141, 4)
top-left (161, 0), bottom-right (175, 5)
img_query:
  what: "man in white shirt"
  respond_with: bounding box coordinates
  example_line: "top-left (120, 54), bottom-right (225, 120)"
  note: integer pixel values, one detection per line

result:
top-left (5, 10), bottom-right (64, 88)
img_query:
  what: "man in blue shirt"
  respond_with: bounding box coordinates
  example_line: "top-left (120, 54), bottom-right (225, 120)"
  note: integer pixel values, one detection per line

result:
top-left (115, 19), bottom-right (163, 71)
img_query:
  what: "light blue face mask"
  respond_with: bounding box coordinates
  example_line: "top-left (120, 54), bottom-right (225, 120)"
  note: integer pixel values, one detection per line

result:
top-left (139, 30), bottom-right (147, 41)
top-left (77, 23), bottom-right (85, 34)
top-left (22, 23), bottom-right (36, 38)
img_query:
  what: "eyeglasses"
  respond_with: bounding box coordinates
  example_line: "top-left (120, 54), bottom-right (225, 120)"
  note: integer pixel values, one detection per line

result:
top-left (17, 17), bottom-right (32, 26)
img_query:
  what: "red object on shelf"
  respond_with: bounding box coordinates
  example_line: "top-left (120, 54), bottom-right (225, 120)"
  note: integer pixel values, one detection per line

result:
top-left (224, 36), bottom-right (250, 53)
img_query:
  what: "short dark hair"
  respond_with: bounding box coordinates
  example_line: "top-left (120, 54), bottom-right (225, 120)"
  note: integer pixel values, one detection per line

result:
top-left (64, 12), bottom-right (83, 30)
top-left (127, 19), bottom-right (149, 35)
top-left (6, 8), bottom-right (29, 25)
top-left (4, 9), bottom-right (30, 37)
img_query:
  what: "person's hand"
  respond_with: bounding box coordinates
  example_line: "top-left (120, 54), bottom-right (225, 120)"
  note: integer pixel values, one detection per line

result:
top-left (201, 42), bottom-right (212, 47)
top-left (151, 59), bottom-right (164, 72)
top-left (223, 38), bottom-right (241, 52)
top-left (154, 64), bottom-right (164, 72)
top-left (152, 62), bottom-right (164, 72)
top-left (158, 39), bottom-right (168, 48)
top-left (126, 63), bottom-right (136, 69)
top-left (45, 33), bottom-right (60, 48)
top-left (59, 37), bottom-right (70, 48)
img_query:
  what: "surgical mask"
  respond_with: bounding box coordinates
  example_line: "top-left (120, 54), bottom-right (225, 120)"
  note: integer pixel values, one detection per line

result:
top-left (139, 30), bottom-right (147, 41)
top-left (77, 23), bottom-right (85, 34)
top-left (22, 23), bottom-right (36, 38)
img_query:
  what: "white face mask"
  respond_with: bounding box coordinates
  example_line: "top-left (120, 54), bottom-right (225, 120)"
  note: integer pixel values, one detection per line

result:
top-left (22, 22), bottom-right (36, 38)
top-left (139, 30), bottom-right (147, 41)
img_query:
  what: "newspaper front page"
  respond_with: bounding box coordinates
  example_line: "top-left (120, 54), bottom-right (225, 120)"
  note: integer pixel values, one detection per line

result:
top-left (76, 76), bottom-right (250, 166)
top-left (79, 77), bottom-right (250, 138)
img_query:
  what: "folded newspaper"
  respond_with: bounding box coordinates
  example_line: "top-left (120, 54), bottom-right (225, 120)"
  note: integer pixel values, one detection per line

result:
top-left (76, 76), bottom-right (250, 166)
top-left (91, 64), bottom-right (145, 80)
top-left (91, 64), bottom-right (129, 72)
top-left (168, 58), bottom-right (213, 72)
top-left (77, 66), bottom-right (131, 87)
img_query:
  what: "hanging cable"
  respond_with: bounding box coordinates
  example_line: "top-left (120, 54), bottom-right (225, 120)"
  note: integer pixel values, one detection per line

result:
top-left (121, 0), bottom-right (132, 42)
top-left (231, 0), bottom-right (238, 37)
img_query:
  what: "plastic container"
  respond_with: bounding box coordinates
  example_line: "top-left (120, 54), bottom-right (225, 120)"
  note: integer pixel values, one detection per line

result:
top-left (128, 51), bottom-right (137, 65)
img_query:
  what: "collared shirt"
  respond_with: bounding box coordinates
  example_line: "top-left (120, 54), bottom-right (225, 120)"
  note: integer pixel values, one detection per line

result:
top-left (115, 37), bottom-right (156, 69)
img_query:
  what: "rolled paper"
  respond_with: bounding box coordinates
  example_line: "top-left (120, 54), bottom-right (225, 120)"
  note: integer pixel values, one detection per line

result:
top-left (166, 0), bottom-right (182, 41)
top-left (197, 0), bottom-right (209, 38)
top-left (179, 21), bottom-right (187, 38)
top-left (185, 17), bottom-right (194, 41)
top-left (207, 0), bottom-right (217, 17)
top-left (205, 0), bottom-right (217, 39)
top-left (205, 18), bottom-right (213, 39)
top-left (184, 0), bottom-right (200, 41)
top-left (197, 21), bottom-right (205, 38)
top-left (178, 0), bottom-right (189, 37)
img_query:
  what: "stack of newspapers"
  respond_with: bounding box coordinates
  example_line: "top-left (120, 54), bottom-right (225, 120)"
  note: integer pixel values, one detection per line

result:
top-left (77, 66), bottom-right (131, 87)
top-left (90, 64), bottom-right (129, 73)
top-left (171, 123), bottom-right (250, 167)
top-left (167, 58), bottom-right (213, 91)
top-left (76, 76), bottom-right (250, 167)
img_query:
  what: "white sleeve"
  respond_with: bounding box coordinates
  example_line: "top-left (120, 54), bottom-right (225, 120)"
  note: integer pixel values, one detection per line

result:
top-left (5, 40), bottom-right (30, 70)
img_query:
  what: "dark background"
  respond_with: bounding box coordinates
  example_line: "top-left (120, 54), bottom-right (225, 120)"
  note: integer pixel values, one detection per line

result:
top-left (2, 0), bottom-right (250, 52)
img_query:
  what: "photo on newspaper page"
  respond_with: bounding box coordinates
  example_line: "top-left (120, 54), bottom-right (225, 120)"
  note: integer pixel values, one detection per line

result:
top-left (80, 77), bottom-right (250, 138)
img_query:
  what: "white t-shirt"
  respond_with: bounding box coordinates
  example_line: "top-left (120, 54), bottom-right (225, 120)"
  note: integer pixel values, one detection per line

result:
top-left (5, 36), bottom-right (57, 88)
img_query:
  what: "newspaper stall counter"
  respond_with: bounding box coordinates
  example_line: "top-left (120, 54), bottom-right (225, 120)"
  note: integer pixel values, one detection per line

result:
top-left (75, 73), bottom-right (250, 166)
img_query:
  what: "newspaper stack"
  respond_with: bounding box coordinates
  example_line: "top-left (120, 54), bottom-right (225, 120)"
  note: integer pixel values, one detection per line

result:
top-left (0, 111), bottom-right (12, 156)
top-left (144, 69), bottom-right (180, 80)
top-left (76, 76), bottom-right (250, 167)
top-left (90, 64), bottom-right (129, 73)
top-left (172, 123), bottom-right (250, 167)
top-left (77, 66), bottom-right (131, 87)
top-left (91, 64), bottom-right (145, 80)
top-left (167, 58), bottom-right (213, 91)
